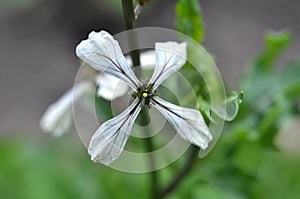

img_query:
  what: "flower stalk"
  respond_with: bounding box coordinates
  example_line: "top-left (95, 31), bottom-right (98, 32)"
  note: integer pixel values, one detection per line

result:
top-left (141, 108), bottom-right (159, 199)
top-left (158, 145), bottom-right (198, 198)
top-left (121, 0), bottom-right (141, 67)
top-left (120, 1), bottom-right (206, 199)
top-left (121, 1), bottom-right (159, 198)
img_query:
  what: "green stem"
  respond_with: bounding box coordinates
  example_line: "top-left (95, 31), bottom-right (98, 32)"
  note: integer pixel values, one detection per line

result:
top-left (158, 145), bottom-right (198, 198)
top-left (121, 1), bottom-right (158, 198)
top-left (140, 108), bottom-right (159, 199)
top-left (121, 2), bottom-right (199, 198)
top-left (121, 0), bottom-right (141, 67)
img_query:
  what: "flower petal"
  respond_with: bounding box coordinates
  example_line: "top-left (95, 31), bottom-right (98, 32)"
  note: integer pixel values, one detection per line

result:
top-left (148, 42), bottom-right (187, 90)
top-left (126, 50), bottom-right (156, 70)
top-left (96, 50), bottom-right (156, 100)
top-left (76, 30), bottom-right (141, 90)
top-left (96, 73), bottom-right (129, 100)
top-left (152, 96), bottom-right (212, 149)
top-left (40, 81), bottom-right (93, 137)
top-left (88, 98), bottom-right (141, 165)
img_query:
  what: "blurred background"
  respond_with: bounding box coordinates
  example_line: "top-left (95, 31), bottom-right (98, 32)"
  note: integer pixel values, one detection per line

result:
top-left (1, 0), bottom-right (300, 134)
top-left (0, 0), bottom-right (300, 198)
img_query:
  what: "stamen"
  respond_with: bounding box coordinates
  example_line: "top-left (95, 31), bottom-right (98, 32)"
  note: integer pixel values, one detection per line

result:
top-left (142, 92), bottom-right (148, 98)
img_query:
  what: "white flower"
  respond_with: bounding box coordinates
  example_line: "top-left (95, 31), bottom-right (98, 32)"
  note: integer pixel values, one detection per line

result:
top-left (76, 30), bottom-right (213, 166)
top-left (40, 50), bottom-right (154, 137)
top-left (40, 81), bottom-right (93, 137)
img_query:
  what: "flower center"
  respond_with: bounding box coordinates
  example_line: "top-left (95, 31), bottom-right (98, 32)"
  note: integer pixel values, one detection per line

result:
top-left (132, 85), bottom-right (155, 108)
top-left (142, 92), bottom-right (148, 98)
top-left (141, 91), bottom-right (153, 107)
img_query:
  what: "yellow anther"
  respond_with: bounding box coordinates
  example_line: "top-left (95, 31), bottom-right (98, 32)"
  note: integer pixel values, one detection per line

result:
top-left (142, 92), bottom-right (148, 98)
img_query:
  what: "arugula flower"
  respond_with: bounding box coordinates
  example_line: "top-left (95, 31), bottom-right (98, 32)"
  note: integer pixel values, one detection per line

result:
top-left (76, 30), bottom-right (212, 166)
top-left (40, 50), bottom-right (155, 137)
top-left (40, 81), bottom-right (93, 137)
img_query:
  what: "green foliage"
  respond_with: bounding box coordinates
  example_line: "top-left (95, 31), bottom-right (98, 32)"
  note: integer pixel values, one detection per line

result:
top-left (187, 31), bottom-right (300, 199)
top-left (241, 30), bottom-right (300, 148)
top-left (242, 31), bottom-right (295, 106)
top-left (176, 0), bottom-right (242, 123)
top-left (176, 0), bottom-right (205, 43)
top-left (256, 31), bottom-right (291, 69)
top-left (0, 136), bottom-right (148, 199)
top-left (174, 2), bottom-right (300, 197)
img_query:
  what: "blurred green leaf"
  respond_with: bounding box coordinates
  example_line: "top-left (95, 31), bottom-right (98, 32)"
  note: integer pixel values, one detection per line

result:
top-left (231, 141), bottom-right (263, 176)
top-left (242, 31), bottom-right (299, 108)
top-left (212, 91), bottom-right (243, 122)
top-left (201, 29), bottom-right (300, 199)
top-left (258, 95), bottom-right (292, 147)
top-left (251, 152), bottom-right (300, 199)
top-left (238, 31), bottom-right (299, 149)
top-left (256, 31), bottom-right (291, 70)
top-left (193, 184), bottom-right (227, 199)
top-left (0, 136), bottom-right (149, 199)
top-left (176, 0), bottom-right (205, 43)
top-left (277, 61), bottom-right (300, 96)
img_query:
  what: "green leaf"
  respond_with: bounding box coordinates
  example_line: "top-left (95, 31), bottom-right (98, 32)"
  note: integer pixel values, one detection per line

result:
top-left (242, 31), bottom-right (292, 106)
top-left (0, 137), bottom-right (150, 199)
top-left (256, 31), bottom-right (291, 70)
top-left (231, 141), bottom-right (263, 176)
top-left (242, 61), bottom-right (300, 109)
top-left (277, 61), bottom-right (300, 97)
top-left (176, 0), bottom-right (205, 43)
top-left (251, 152), bottom-right (300, 199)
top-left (211, 91), bottom-right (243, 121)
